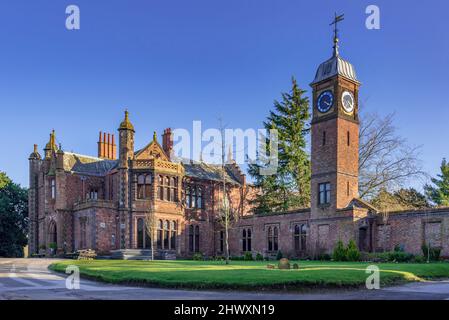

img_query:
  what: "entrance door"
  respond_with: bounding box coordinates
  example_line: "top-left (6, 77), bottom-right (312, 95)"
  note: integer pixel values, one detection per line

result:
top-left (358, 227), bottom-right (367, 251)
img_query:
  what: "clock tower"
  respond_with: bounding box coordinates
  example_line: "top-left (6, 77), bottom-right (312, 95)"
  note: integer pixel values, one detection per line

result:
top-left (310, 14), bottom-right (361, 220)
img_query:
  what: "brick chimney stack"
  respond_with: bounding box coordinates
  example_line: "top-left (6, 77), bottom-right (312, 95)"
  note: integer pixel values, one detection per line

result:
top-left (162, 128), bottom-right (174, 160)
top-left (98, 131), bottom-right (117, 160)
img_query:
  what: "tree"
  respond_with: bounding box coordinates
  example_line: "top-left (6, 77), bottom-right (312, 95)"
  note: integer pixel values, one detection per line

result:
top-left (0, 172), bottom-right (28, 257)
top-left (249, 77), bottom-right (311, 213)
top-left (371, 187), bottom-right (430, 212)
top-left (216, 119), bottom-right (240, 264)
top-left (144, 208), bottom-right (156, 260)
top-left (359, 112), bottom-right (426, 199)
top-left (424, 158), bottom-right (449, 207)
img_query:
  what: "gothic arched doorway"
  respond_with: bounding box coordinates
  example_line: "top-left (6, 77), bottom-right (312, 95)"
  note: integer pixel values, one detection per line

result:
top-left (48, 221), bottom-right (57, 252)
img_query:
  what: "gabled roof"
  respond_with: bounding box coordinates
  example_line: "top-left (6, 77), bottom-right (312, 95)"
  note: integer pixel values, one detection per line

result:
top-left (348, 197), bottom-right (379, 213)
top-left (135, 139), bottom-right (169, 161)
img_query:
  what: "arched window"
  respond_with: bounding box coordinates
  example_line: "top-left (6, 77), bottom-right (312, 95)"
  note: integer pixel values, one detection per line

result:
top-left (89, 189), bottom-right (98, 200)
top-left (267, 226), bottom-right (278, 252)
top-left (51, 179), bottom-right (56, 199)
top-left (242, 228), bottom-right (252, 252)
top-left (189, 225), bottom-right (194, 252)
top-left (188, 225), bottom-right (200, 253)
top-left (137, 175), bottom-right (145, 199)
top-left (49, 221), bottom-right (57, 245)
top-left (273, 226), bottom-right (279, 251)
top-left (137, 218), bottom-right (144, 249)
top-left (170, 221), bottom-right (176, 250)
top-left (145, 174), bottom-right (152, 198)
top-left (158, 176), bottom-right (164, 200)
top-left (191, 187), bottom-right (196, 208)
top-left (186, 186), bottom-right (191, 208)
top-left (195, 225), bottom-right (200, 253)
top-left (165, 177), bottom-right (170, 201)
top-left (163, 220), bottom-right (169, 249)
top-left (197, 187), bottom-right (203, 209)
top-left (300, 224), bottom-right (307, 251)
top-left (157, 220), bottom-right (163, 249)
top-left (267, 227), bottom-right (273, 251)
top-left (294, 224), bottom-right (301, 251)
top-left (170, 177), bottom-right (176, 202)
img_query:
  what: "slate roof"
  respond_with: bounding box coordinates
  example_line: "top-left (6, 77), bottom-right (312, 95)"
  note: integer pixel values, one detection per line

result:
top-left (62, 152), bottom-right (118, 176)
top-left (182, 161), bottom-right (242, 185)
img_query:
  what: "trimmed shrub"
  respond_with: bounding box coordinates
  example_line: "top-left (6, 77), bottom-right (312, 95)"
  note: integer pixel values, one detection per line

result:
top-left (292, 263), bottom-right (299, 269)
top-left (332, 240), bottom-right (347, 261)
top-left (48, 242), bottom-right (57, 250)
top-left (317, 253), bottom-right (331, 261)
top-left (364, 251), bottom-right (415, 263)
top-left (412, 255), bottom-right (426, 263)
top-left (276, 251), bottom-right (283, 260)
top-left (278, 258), bottom-right (290, 270)
top-left (192, 253), bottom-right (203, 261)
top-left (422, 244), bottom-right (441, 261)
top-left (244, 252), bottom-right (253, 261)
top-left (346, 239), bottom-right (361, 261)
top-left (255, 253), bottom-right (264, 261)
top-left (230, 256), bottom-right (244, 261)
top-left (389, 251), bottom-right (414, 262)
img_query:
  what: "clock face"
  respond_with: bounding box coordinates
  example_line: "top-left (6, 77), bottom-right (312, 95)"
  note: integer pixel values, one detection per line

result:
top-left (317, 91), bottom-right (334, 113)
top-left (341, 91), bottom-right (355, 113)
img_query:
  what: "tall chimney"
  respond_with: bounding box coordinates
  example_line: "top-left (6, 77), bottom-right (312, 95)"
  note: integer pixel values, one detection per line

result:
top-left (162, 128), bottom-right (174, 160)
top-left (107, 133), bottom-right (111, 159)
top-left (111, 134), bottom-right (117, 160)
top-left (98, 131), bottom-right (104, 158)
top-left (98, 131), bottom-right (117, 160)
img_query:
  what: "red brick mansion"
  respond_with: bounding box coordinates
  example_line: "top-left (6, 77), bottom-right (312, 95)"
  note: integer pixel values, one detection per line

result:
top-left (28, 36), bottom-right (449, 259)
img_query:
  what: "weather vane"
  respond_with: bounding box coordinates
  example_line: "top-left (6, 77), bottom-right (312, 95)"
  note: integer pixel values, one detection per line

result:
top-left (330, 13), bottom-right (344, 56)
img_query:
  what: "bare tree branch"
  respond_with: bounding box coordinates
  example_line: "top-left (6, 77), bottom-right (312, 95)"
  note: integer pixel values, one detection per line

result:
top-left (359, 112), bottom-right (427, 199)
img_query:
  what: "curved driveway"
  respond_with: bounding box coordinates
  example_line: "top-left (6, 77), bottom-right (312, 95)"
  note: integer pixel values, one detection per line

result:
top-left (1, 258), bottom-right (449, 300)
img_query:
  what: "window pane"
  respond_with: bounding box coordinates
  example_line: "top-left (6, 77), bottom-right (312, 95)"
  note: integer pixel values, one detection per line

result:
top-left (294, 225), bottom-right (300, 235)
top-left (137, 219), bottom-right (144, 249)
top-left (171, 230), bottom-right (176, 250)
top-left (145, 184), bottom-right (151, 199)
top-left (138, 185), bottom-right (143, 199)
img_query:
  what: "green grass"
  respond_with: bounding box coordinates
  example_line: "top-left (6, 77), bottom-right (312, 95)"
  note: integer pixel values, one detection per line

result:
top-left (49, 260), bottom-right (449, 291)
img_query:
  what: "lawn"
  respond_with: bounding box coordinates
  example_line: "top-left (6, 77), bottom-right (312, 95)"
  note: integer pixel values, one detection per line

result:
top-left (49, 260), bottom-right (449, 290)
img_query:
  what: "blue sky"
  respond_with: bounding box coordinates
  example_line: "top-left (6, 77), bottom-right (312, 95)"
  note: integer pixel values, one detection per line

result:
top-left (0, 0), bottom-right (448, 188)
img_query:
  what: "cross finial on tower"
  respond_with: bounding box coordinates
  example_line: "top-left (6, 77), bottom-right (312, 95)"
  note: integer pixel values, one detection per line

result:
top-left (330, 12), bottom-right (344, 57)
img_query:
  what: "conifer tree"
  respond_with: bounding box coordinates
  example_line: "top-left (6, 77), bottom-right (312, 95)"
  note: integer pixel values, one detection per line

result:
top-left (249, 77), bottom-right (311, 213)
top-left (425, 158), bottom-right (449, 207)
